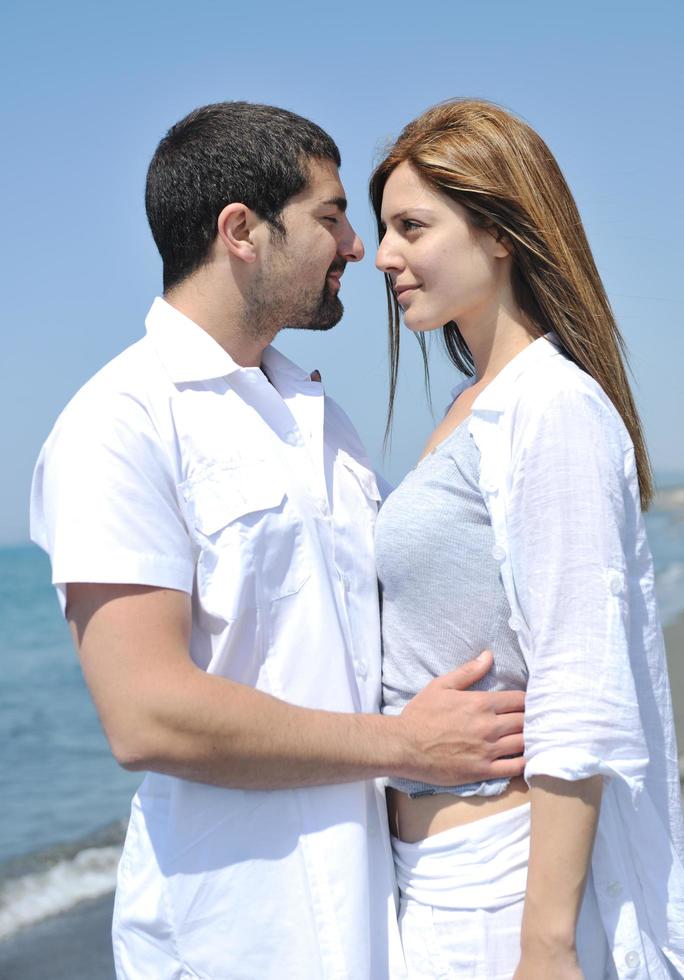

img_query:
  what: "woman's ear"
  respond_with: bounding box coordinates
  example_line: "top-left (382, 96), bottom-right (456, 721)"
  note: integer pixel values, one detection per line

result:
top-left (491, 225), bottom-right (513, 259)
top-left (216, 203), bottom-right (258, 263)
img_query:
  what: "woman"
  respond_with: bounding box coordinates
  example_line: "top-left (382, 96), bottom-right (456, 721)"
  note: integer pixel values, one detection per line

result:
top-left (370, 100), bottom-right (684, 979)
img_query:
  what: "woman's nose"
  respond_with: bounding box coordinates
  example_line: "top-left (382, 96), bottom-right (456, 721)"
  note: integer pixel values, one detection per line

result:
top-left (375, 234), bottom-right (401, 273)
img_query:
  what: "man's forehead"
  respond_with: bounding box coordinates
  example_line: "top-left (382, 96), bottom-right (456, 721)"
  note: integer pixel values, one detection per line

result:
top-left (296, 157), bottom-right (347, 206)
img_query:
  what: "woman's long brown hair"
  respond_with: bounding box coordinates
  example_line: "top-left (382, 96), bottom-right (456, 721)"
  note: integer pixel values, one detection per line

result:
top-left (369, 99), bottom-right (653, 508)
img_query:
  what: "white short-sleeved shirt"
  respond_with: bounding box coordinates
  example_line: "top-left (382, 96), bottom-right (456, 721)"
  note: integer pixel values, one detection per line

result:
top-left (462, 335), bottom-right (684, 980)
top-left (31, 298), bottom-right (404, 980)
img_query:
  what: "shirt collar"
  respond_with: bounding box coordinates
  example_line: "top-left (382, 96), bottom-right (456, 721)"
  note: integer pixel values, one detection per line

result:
top-left (449, 333), bottom-right (563, 413)
top-left (145, 297), bottom-right (312, 386)
top-left (261, 344), bottom-right (313, 384)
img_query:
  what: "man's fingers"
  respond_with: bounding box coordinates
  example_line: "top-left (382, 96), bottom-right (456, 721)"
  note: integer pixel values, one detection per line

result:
top-left (487, 755), bottom-right (527, 780)
top-left (489, 733), bottom-right (525, 759)
top-left (438, 651), bottom-right (493, 689)
top-left (488, 690), bottom-right (525, 714)
top-left (493, 711), bottom-right (525, 738)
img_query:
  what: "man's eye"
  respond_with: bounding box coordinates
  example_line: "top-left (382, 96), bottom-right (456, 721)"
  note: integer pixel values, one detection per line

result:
top-left (323, 216), bottom-right (338, 224)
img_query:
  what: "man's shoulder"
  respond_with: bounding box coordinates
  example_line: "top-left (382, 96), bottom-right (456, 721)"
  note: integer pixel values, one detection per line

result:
top-left (47, 336), bottom-right (169, 451)
top-left (62, 337), bottom-right (169, 415)
top-left (70, 335), bottom-right (165, 406)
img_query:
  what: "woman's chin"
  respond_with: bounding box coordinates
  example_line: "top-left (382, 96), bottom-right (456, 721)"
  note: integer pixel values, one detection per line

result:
top-left (402, 312), bottom-right (443, 334)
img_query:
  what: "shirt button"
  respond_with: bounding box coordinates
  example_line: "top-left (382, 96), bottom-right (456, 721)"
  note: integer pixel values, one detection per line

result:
top-left (508, 615), bottom-right (522, 631)
top-left (355, 660), bottom-right (368, 680)
top-left (284, 431), bottom-right (301, 446)
top-left (625, 951), bottom-right (640, 969)
top-left (481, 476), bottom-right (497, 493)
top-left (342, 575), bottom-right (351, 592)
top-left (492, 544), bottom-right (506, 561)
top-left (606, 880), bottom-right (622, 897)
top-left (608, 571), bottom-right (624, 595)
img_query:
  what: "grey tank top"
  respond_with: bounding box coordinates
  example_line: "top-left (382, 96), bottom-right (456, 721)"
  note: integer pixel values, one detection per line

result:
top-left (376, 418), bottom-right (528, 798)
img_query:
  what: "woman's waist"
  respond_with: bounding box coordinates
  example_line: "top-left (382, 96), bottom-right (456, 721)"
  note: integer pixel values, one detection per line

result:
top-left (387, 776), bottom-right (530, 843)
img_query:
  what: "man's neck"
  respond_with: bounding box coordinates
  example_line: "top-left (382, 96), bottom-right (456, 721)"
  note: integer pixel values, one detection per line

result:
top-left (164, 279), bottom-right (276, 369)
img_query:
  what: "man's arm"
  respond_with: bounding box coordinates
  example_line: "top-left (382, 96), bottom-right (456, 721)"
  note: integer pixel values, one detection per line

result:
top-left (68, 582), bottom-right (525, 789)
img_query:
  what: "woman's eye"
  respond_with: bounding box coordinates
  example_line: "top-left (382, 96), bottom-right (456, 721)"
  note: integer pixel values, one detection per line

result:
top-left (402, 219), bottom-right (421, 232)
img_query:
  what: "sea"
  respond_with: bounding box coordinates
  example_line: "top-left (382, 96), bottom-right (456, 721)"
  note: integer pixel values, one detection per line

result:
top-left (1, 476), bottom-right (684, 941)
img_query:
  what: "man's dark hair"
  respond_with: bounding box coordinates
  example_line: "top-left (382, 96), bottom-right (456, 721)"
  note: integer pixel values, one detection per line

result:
top-left (145, 102), bottom-right (341, 291)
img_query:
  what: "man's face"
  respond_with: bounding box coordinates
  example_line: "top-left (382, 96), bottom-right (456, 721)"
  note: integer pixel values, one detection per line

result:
top-left (251, 158), bottom-right (364, 332)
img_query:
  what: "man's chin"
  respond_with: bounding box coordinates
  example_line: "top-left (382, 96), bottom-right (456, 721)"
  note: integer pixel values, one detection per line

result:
top-left (284, 298), bottom-right (344, 332)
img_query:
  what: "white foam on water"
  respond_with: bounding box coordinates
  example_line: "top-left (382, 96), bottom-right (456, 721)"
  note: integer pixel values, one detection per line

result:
top-left (0, 844), bottom-right (121, 940)
top-left (657, 561), bottom-right (684, 627)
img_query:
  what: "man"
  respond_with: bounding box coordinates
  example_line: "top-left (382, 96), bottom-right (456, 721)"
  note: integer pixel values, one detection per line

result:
top-left (31, 103), bottom-right (525, 979)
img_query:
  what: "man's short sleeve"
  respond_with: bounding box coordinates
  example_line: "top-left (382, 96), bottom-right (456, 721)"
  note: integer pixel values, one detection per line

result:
top-left (30, 389), bottom-right (195, 613)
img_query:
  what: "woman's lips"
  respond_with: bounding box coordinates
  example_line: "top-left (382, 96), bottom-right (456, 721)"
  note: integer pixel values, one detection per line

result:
top-left (394, 285), bottom-right (420, 302)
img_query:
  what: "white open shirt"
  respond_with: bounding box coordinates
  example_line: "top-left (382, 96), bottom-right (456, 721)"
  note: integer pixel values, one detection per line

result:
top-left (31, 298), bottom-right (403, 980)
top-left (462, 336), bottom-right (684, 979)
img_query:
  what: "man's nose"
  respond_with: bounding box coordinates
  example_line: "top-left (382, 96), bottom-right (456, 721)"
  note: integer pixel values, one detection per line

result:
top-left (340, 218), bottom-right (365, 263)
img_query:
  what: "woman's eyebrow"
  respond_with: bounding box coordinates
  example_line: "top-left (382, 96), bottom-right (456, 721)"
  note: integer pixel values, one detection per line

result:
top-left (389, 207), bottom-right (434, 221)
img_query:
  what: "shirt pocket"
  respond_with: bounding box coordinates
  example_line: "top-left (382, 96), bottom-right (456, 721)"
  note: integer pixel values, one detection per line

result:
top-left (178, 460), bottom-right (309, 621)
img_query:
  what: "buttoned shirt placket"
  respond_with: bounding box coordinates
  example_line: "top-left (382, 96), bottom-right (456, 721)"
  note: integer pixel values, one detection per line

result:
top-left (232, 363), bottom-right (369, 975)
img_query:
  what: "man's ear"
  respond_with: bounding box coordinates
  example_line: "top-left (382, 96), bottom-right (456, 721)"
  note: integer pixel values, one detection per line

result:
top-left (216, 203), bottom-right (259, 263)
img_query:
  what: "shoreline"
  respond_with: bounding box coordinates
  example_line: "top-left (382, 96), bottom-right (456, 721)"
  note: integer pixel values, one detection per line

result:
top-left (664, 613), bottom-right (684, 775)
top-left (1, 613), bottom-right (683, 977)
top-left (0, 893), bottom-right (116, 979)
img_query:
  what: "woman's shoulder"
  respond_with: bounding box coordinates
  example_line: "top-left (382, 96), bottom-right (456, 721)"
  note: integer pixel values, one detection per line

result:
top-left (504, 348), bottom-right (632, 459)
top-left (516, 347), bottom-right (622, 423)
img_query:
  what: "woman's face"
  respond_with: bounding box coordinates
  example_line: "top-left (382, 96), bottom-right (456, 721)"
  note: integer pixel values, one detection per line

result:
top-left (375, 161), bottom-right (509, 334)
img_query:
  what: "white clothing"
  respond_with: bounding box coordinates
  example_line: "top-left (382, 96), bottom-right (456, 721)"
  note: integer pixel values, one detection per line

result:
top-left (30, 298), bottom-right (404, 980)
top-left (446, 335), bottom-right (684, 979)
top-left (395, 805), bottom-right (615, 979)
top-left (392, 803), bottom-right (531, 912)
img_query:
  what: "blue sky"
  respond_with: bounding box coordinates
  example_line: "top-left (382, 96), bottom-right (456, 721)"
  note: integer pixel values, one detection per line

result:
top-left (2, 0), bottom-right (682, 544)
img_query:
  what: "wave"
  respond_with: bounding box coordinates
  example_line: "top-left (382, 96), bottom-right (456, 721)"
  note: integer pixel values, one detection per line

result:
top-left (0, 820), bottom-right (125, 941)
top-left (654, 485), bottom-right (684, 516)
top-left (649, 487), bottom-right (684, 627)
top-left (657, 561), bottom-right (684, 628)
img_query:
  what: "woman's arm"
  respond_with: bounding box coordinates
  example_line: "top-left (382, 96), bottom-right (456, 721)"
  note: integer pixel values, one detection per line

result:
top-left (514, 775), bottom-right (603, 979)
top-left (500, 381), bottom-right (649, 974)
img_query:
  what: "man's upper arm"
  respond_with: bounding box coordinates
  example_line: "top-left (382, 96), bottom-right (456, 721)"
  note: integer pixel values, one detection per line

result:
top-left (67, 582), bottom-right (192, 766)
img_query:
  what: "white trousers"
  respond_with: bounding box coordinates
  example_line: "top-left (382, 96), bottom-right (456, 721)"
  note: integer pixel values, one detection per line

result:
top-left (393, 803), bottom-right (618, 980)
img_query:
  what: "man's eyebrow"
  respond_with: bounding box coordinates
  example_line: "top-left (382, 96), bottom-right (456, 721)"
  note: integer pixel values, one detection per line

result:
top-left (320, 196), bottom-right (348, 212)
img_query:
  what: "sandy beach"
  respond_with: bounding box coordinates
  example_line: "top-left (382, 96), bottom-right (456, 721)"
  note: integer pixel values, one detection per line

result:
top-left (2, 617), bottom-right (683, 979)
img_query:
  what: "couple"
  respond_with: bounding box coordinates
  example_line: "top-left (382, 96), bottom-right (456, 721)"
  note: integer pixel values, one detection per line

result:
top-left (31, 100), bottom-right (684, 979)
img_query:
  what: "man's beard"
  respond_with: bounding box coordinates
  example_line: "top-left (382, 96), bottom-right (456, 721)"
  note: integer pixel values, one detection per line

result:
top-left (244, 262), bottom-right (345, 339)
top-left (283, 280), bottom-right (343, 332)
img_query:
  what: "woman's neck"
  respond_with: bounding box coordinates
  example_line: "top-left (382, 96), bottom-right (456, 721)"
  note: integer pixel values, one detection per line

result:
top-left (459, 299), bottom-right (539, 384)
